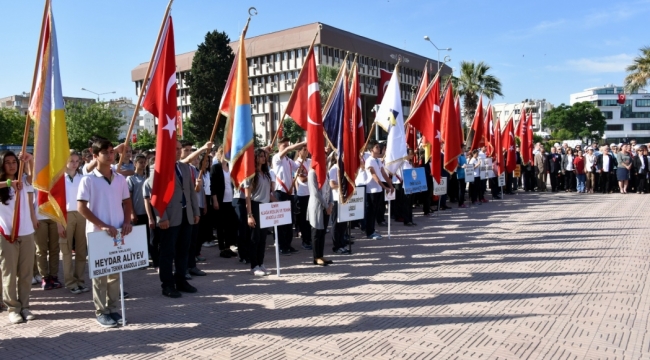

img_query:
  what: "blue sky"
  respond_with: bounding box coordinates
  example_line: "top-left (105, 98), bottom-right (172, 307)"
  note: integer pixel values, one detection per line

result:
top-left (1, 0), bottom-right (648, 107)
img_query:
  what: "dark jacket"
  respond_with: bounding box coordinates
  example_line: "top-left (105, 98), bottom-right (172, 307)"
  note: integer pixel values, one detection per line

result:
top-left (633, 155), bottom-right (648, 176)
top-left (547, 153), bottom-right (562, 173)
top-left (595, 153), bottom-right (617, 172)
top-left (210, 162), bottom-right (226, 204)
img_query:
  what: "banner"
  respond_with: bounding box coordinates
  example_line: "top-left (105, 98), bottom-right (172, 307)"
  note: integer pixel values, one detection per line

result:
top-left (88, 226), bottom-right (149, 279)
top-left (259, 201), bottom-right (292, 228)
top-left (402, 167), bottom-right (428, 194)
top-left (498, 173), bottom-right (506, 187)
top-left (464, 164), bottom-right (474, 182)
top-left (514, 164), bottom-right (521, 178)
top-left (337, 188), bottom-right (365, 222)
top-left (433, 177), bottom-right (447, 196)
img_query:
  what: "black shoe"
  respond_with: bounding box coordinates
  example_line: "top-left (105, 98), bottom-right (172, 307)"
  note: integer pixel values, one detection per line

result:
top-left (219, 250), bottom-right (232, 258)
top-left (109, 312), bottom-right (123, 325)
top-left (226, 249), bottom-right (238, 257)
top-left (289, 246), bottom-right (299, 253)
top-left (404, 222), bottom-right (415, 226)
top-left (176, 281), bottom-right (197, 293)
top-left (280, 249), bottom-right (291, 256)
top-left (162, 286), bottom-right (181, 298)
top-left (188, 267), bottom-right (207, 276)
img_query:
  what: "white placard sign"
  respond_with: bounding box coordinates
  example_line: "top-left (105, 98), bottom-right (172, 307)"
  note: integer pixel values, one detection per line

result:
top-left (88, 225), bottom-right (149, 279)
top-left (433, 177), bottom-right (448, 196)
top-left (484, 158), bottom-right (493, 167)
top-left (498, 173), bottom-right (506, 186)
top-left (385, 189), bottom-right (396, 201)
top-left (464, 165), bottom-right (474, 182)
top-left (338, 188), bottom-right (365, 222)
top-left (259, 201), bottom-right (292, 228)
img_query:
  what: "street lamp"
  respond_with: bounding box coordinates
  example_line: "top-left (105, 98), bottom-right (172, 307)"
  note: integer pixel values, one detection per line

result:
top-left (81, 88), bottom-right (116, 102)
top-left (423, 35), bottom-right (451, 73)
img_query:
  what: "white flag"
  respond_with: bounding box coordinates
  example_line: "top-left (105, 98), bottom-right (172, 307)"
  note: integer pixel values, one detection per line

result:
top-left (376, 69), bottom-right (408, 174)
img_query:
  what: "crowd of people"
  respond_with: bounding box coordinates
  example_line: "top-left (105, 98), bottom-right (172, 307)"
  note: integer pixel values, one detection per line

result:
top-left (0, 134), bottom-right (647, 328)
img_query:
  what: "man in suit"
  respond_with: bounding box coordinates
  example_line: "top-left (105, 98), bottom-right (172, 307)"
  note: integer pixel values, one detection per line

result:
top-left (534, 145), bottom-right (549, 191)
top-left (633, 146), bottom-right (648, 193)
top-left (596, 146), bottom-right (617, 194)
top-left (148, 140), bottom-right (201, 298)
top-left (547, 147), bottom-right (562, 192)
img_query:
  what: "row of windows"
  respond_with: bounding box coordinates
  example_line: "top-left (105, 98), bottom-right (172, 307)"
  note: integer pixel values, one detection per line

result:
top-left (605, 123), bottom-right (650, 131)
top-left (248, 72), bottom-right (381, 88)
top-left (593, 99), bottom-right (632, 106)
top-left (636, 99), bottom-right (650, 107)
top-left (602, 111), bottom-right (613, 119)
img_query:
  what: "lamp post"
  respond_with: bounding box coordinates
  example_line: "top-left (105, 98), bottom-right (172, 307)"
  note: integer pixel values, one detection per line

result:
top-left (81, 88), bottom-right (116, 102)
top-left (423, 36), bottom-right (451, 73)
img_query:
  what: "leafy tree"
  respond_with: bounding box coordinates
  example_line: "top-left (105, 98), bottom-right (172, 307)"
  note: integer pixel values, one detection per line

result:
top-left (132, 129), bottom-right (157, 151)
top-left (0, 108), bottom-right (27, 144)
top-left (65, 101), bottom-right (124, 151)
top-left (452, 61), bottom-right (503, 126)
top-left (281, 117), bottom-right (304, 143)
top-left (625, 46), bottom-right (650, 92)
top-left (542, 102), bottom-right (606, 142)
top-left (550, 129), bottom-right (574, 142)
top-left (318, 65), bottom-right (340, 108)
top-left (185, 30), bottom-right (235, 143)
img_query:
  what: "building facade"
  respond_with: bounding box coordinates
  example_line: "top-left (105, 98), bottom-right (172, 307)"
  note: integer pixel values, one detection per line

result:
top-left (493, 99), bottom-right (554, 135)
top-left (131, 22), bottom-right (451, 144)
top-left (570, 85), bottom-right (650, 144)
top-left (106, 97), bottom-right (141, 140)
top-left (0, 93), bottom-right (95, 116)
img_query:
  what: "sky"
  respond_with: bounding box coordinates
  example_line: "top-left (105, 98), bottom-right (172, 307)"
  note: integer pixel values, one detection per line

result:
top-left (1, 0), bottom-right (648, 107)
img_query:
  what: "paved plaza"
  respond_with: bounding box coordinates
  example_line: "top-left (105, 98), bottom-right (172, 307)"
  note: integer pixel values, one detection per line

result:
top-left (1, 191), bottom-right (649, 359)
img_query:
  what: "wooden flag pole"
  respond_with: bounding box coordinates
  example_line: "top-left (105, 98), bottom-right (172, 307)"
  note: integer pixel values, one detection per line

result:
top-left (194, 10), bottom-right (255, 191)
top-left (11, 0), bottom-right (50, 242)
top-left (117, 0), bottom-right (174, 171)
top-left (270, 27), bottom-right (320, 146)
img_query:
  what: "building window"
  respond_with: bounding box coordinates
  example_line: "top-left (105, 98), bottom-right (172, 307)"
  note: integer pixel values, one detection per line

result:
top-left (504, 110), bottom-right (509, 116)
top-left (303, 48), bottom-right (308, 57)
top-left (602, 111), bottom-right (613, 119)
top-left (275, 53), bottom-right (280, 62)
top-left (632, 123), bottom-right (650, 130)
top-left (606, 124), bottom-right (624, 131)
top-left (514, 109), bottom-right (520, 114)
top-left (595, 99), bottom-right (631, 106)
top-left (282, 52), bottom-right (287, 61)
top-left (636, 99), bottom-right (650, 107)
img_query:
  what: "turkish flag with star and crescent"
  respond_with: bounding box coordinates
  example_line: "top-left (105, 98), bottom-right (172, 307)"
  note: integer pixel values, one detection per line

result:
top-left (285, 46), bottom-right (326, 188)
top-left (142, 15), bottom-right (177, 215)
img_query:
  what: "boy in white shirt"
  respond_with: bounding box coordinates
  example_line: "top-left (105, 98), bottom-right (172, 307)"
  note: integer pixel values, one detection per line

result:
top-left (364, 140), bottom-right (394, 240)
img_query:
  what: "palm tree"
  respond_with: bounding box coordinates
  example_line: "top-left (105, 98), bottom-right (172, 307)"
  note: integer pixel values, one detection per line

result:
top-left (317, 65), bottom-right (340, 108)
top-left (625, 46), bottom-right (650, 93)
top-left (451, 61), bottom-right (503, 126)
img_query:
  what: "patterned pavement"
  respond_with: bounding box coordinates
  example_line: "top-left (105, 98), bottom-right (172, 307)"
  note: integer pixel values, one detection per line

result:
top-left (1, 191), bottom-right (649, 359)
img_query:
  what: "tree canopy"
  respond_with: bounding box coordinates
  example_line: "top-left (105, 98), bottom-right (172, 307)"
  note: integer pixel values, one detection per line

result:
top-left (625, 46), bottom-right (650, 92)
top-left (0, 108), bottom-right (27, 144)
top-left (132, 129), bottom-right (157, 151)
top-left (451, 61), bottom-right (503, 126)
top-left (541, 102), bottom-right (606, 141)
top-left (185, 30), bottom-right (235, 144)
top-left (65, 101), bottom-right (125, 151)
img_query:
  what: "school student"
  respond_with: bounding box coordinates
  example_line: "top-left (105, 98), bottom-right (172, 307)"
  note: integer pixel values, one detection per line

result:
top-left (60, 151), bottom-right (89, 294)
top-left (364, 140), bottom-right (394, 240)
top-left (77, 139), bottom-right (133, 328)
top-left (0, 151), bottom-right (37, 324)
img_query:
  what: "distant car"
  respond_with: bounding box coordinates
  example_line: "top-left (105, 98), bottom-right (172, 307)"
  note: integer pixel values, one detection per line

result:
top-left (535, 132), bottom-right (551, 139)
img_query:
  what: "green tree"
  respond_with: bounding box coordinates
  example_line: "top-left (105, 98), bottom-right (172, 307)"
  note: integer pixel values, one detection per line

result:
top-left (281, 117), bottom-right (304, 143)
top-left (132, 129), bottom-right (157, 151)
top-left (625, 46), bottom-right (650, 92)
top-left (185, 30), bottom-right (235, 143)
top-left (0, 108), bottom-right (27, 144)
top-left (65, 101), bottom-right (124, 151)
top-left (318, 65), bottom-right (340, 108)
top-left (550, 129), bottom-right (574, 142)
top-left (452, 61), bottom-right (503, 125)
top-left (542, 102), bottom-right (606, 141)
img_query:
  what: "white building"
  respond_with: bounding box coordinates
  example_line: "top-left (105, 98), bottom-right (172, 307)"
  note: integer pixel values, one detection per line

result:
top-left (570, 85), bottom-right (650, 143)
top-left (107, 97), bottom-right (141, 140)
top-left (493, 99), bottom-right (553, 134)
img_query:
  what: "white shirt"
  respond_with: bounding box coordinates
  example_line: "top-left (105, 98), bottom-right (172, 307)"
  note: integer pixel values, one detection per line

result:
top-left (469, 158), bottom-right (480, 177)
top-left (329, 165), bottom-right (340, 202)
top-left (602, 154), bottom-right (610, 172)
top-left (65, 172), bottom-right (83, 212)
top-left (365, 156), bottom-right (385, 194)
top-left (294, 158), bottom-right (311, 197)
top-left (355, 152), bottom-right (371, 186)
top-left (223, 169), bottom-right (233, 203)
top-left (395, 162), bottom-right (413, 184)
top-left (77, 168), bottom-right (129, 234)
top-left (0, 175), bottom-right (34, 237)
top-left (585, 154), bottom-right (595, 172)
top-left (202, 172), bottom-right (211, 196)
top-left (565, 155), bottom-right (574, 171)
top-left (272, 154), bottom-right (295, 193)
top-left (639, 155), bottom-right (646, 170)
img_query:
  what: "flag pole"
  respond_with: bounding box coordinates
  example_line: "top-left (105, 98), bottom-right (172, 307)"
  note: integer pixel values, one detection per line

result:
top-left (11, 0), bottom-right (50, 242)
top-left (195, 10), bottom-right (255, 191)
top-left (271, 27), bottom-right (321, 146)
top-left (117, 0), bottom-right (174, 171)
top-left (320, 52), bottom-right (349, 152)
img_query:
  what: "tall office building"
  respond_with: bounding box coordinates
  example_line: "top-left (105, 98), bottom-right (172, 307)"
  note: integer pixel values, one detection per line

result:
top-left (131, 22), bottom-right (451, 143)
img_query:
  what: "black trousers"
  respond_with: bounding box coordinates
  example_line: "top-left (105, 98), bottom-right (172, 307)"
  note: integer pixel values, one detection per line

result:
top-left (469, 181), bottom-right (479, 202)
top-left (136, 214), bottom-right (154, 267)
top-left (637, 173), bottom-right (647, 193)
top-left (480, 179), bottom-right (487, 200)
top-left (458, 179), bottom-right (466, 206)
top-left (393, 183), bottom-right (404, 220)
top-left (448, 173), bottom-right (459, 202)
top-left (524, 168), bottom-right (536, 191)
top-left (564, 171), bottom-right (575, 191)
top-left (599, 171), bottom-right (612, 193)
top-left (365, 191), bottom-right (383, 236)
top-left (158, 210), bottom-right (192, 289)
top-left (249, 201), bottom-right (267, 269)
top-left (232, 198), bottom-right (250, 261)
top-left (216, 200), bottom-right (237, 251)
top-left (331, 202), bottom-right (347, 251)
top-left (274, 191), bottom-right (293, 251)
top-left (400, 187), bottom-right (413, 224)
top-left (312, 224), bottom-right (326, 259)
top-left (549, 172), bottom-right (560, 191)
top-left (187, 223), bottom-right (200, 269)
top-left (489, 177), bottom-right (500, 197)
top-left (295, 195), bottom-right (311, 245)
top-left (423, 178), bottom-right (433, 214)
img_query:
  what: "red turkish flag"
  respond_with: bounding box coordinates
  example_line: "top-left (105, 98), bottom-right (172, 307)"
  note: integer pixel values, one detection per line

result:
top-left (407, 75), bottom-right (440, 152)
top-left (617, 93), bottom-right (626, 104)
top-left (442, 82), bottom-right (462, 174)
top-left (494, 117), bottom-right (504, 175)
top-left (516, 109), bottom-right (531, 165)
top-left (469, 96), bottom-right (484, 151)
top-left (412, 64), bottom-right (429, 107)
top-left (376, 69), bottom-right (392, 104)
top-left (285, 47), bottom-right (326, 188)
top-left (484, 103), bottom-right (495, 156)
top-left (431, 96), bottom-right (442, 184)
top-left (526, 112), bottom-right (534, 164)
top-left (502, 118), bottom-right (517, 173)
top-left (350, 65), bottom-right (365, 167)
top-left (142, 15), bottom-right (177, 215)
